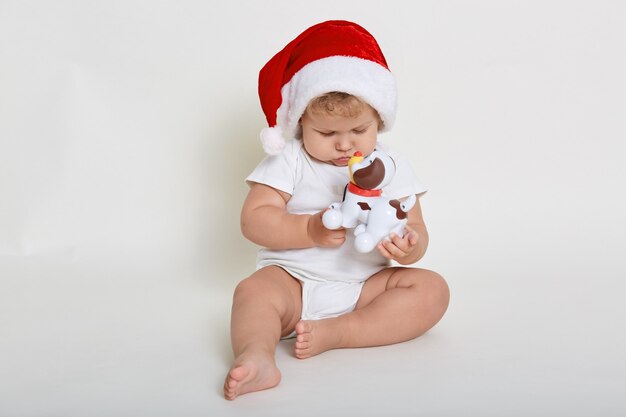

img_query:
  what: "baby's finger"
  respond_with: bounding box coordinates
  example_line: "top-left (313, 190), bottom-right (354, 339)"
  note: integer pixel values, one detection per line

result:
top-left (377, 242), bottom-right (394, 259)
top-left (331, 229), bottom-right (346, 239)
top-left (380, 237), bottom-right (407, 259)
top-left (327, 235), bottom-right (345, 248)
top-left (389, 233), bottom-right (411, 252)
top-left (402, 226), bottom-right (419, 244)
top-left (403, 231), bottom-right (418, 247)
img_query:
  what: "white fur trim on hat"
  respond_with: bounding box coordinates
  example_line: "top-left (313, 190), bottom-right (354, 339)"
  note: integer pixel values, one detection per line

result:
top-left (276, 56), bottom-right (397, 141)
top-left (260, 126), bottom-right (287, 155)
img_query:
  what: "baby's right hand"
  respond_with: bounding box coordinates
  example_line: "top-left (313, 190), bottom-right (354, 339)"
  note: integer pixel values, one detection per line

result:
top-left (307, 210), bottom-right (346, 248)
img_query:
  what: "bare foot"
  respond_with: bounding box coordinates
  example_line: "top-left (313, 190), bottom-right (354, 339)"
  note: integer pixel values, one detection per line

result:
top-left (294, 319), bottom-right (344, 359)
top-left (223, 352), bottom-right (281, 400)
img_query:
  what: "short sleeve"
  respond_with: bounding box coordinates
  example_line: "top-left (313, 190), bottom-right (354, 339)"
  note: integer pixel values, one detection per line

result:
top-left (245, 140), bottom-right (300, 195)
top-left (379, 144), bottom-right (428, 199)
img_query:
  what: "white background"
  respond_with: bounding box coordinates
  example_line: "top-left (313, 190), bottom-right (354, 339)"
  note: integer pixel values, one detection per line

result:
top-left (1, 0), bottom-right (625, 416)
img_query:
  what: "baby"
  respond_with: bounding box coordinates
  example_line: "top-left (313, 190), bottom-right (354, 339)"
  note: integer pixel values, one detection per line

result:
top-left (224, 20), bottom-right (449, 400)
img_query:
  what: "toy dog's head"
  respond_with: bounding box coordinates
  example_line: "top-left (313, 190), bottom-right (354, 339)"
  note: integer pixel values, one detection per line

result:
top-left (349, 150), bottom-right (396, 190)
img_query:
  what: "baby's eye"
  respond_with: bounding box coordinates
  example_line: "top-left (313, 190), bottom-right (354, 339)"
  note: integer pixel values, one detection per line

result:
top-left (353, 129), bottom-right (366, 134)
top-left (319, 131), bottom-right (335, 137)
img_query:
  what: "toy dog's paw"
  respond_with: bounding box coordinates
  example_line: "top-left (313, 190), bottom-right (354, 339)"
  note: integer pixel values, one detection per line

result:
top-left (322, 209), bottom-right (343, 230)
top-left (355, 233), bottom-right (376, 253)
top-left (354, 224), bottom-right (366, 236)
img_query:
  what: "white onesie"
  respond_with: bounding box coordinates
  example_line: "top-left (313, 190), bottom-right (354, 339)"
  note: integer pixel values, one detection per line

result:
top-left (246, 140), bottom-right (427, 321)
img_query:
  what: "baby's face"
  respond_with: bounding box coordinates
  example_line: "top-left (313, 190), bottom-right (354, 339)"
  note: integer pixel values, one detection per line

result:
top-left (300, 105), bottom-right (379, 166)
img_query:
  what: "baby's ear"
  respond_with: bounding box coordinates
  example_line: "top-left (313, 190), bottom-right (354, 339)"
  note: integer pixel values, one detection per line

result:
top-left (294, 120), bottom-right (303, 139)
top-left (295, 126), bottom-right (303, 139)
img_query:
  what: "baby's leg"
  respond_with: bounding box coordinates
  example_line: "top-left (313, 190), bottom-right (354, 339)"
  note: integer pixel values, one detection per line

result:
top-left (294, 267), bottom-right (448, 358)
top-left (224, 266), bottom-right (302, 400)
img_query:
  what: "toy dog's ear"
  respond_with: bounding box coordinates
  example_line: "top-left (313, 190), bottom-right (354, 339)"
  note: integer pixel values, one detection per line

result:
top-left (352, 158), bottom-right (386, 189)
top-left (389, 200), bottom-right (408, 220)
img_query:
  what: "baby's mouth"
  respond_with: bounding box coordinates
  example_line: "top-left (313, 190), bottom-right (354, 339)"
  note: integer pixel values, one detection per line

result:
top-left (333, 156), bottom-right (350, 165)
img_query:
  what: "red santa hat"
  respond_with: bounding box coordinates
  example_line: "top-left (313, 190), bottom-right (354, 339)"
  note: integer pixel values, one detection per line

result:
top-left (258, 20), bottom-right (397, 155)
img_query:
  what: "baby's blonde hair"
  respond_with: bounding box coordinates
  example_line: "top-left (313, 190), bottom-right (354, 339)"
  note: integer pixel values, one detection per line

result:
top-left (303, 91), bottom-right (384, 126)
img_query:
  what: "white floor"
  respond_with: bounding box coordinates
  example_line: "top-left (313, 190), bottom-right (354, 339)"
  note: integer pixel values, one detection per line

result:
top-left (2, 257), bottom-right (624, 417)
top-left (2, 1), bottom-right (626, 415)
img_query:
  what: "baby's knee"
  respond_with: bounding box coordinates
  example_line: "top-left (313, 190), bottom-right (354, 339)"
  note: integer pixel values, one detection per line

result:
top-left (233, 276), bottom-right (257, 300)
top-left (232, 267), bottom-right (299, 311)
top-left (423, 270), bottom-right (450, 311)
top-left (233, 273), bottom-right (274, 301)
top-left (409, 269), bottom-right (449, 313)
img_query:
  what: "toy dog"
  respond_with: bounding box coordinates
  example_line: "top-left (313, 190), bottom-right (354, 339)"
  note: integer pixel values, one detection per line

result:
top-left (322, 150), bottom-right (416, 253)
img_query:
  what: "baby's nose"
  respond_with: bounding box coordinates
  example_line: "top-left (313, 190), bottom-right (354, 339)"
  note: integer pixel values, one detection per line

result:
top-left (336, 138), bottom-right (352, 151)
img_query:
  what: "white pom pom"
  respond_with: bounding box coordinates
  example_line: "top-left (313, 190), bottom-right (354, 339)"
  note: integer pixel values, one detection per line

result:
top-left (260, 126), bottom-right (286, 155)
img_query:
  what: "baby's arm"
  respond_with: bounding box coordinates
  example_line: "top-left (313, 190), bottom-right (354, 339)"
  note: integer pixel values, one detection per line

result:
top-left (241, 183), bottom-right (346, 250)
top-left (377, 196), bottom-right (429, 265)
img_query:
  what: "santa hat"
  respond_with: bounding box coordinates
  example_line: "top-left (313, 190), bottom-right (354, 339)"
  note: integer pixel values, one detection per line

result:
top-left (258, 20), bottom-right (397, 155)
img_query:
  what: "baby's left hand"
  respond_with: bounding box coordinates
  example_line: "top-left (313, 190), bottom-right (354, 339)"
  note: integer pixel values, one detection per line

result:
top-left (377, 225), bottom-right (419, 261)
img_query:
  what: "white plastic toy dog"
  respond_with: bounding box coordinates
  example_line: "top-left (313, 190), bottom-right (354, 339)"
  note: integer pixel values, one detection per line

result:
top-left (322, 150), bottom-right (417, 253)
